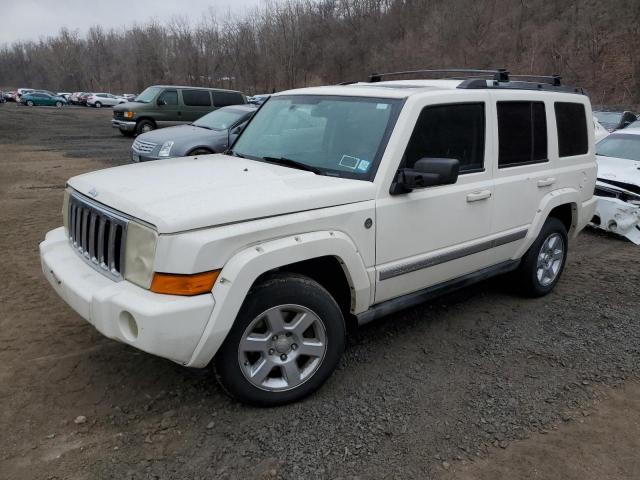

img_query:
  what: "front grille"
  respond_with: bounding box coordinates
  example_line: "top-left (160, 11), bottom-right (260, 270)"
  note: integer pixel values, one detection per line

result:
top-left (132, 138), bottom-right (157, 153)
top-left (68, 192), bottom-right (128, 281)
top-left (113, 111), bottom-right (124, 120)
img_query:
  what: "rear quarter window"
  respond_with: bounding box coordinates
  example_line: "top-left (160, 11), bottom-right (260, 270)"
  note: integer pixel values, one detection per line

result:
top-left (182, 90), bottom-right (212, 107)
top-left (555, 102), bottom-right (589, 157)
top-left (213, 91), bottom-right (244, 107)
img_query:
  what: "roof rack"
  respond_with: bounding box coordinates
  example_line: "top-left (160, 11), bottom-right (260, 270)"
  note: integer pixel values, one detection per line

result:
top-left (366, 68), bottom-right (585, 94)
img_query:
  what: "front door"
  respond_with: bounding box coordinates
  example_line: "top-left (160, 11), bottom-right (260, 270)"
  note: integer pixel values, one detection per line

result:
top-left (155, 89), bottom-right (181, 127)
top-left (375, 99), bottom-right (496, 303)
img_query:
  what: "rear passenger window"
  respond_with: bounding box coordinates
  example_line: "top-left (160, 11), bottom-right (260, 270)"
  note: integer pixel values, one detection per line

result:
top-left (498, 101), bottom-right (547, 167)
top-left (213, 91), bottom-right (244, 107)
top-left (403, 103), bottom-right (485, 174)
top-left (182, 90), bottom-right (211, 107)
top-left (158, 90), bottom-right (178, 105)
top-left (555, 102), bottom-right (588, 157)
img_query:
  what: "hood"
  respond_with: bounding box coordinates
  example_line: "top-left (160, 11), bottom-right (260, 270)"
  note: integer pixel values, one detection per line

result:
top-left (596, 155), bottom-right (640, 189)
top-left (137, 124), bottom-right (225, 144)
top-left (114, 101), bottom-right (144, 111)
top-left (67, 155), bottom-right (376, 233)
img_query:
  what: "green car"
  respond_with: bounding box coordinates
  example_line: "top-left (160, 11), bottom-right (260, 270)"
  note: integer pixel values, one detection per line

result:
top-left (20, 92), bottom-right (67, 107)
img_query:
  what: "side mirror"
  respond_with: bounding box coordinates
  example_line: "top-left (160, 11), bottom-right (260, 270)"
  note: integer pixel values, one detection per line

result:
top-left (391, 158), bottom-right (460, 194)
top-left (157, 98), bottom-right (167, 106)
top-left (231, 125), bottom-right (244, 135)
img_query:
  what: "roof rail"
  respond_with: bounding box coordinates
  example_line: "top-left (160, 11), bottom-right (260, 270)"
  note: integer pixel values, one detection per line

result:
top-left (369, 68), bottom-right (510, 83)
top-left (366, 68), bottom-right (585, 95)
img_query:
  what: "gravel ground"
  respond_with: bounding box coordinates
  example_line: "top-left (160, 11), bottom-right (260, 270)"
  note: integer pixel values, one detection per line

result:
top-left (1, 103), bottom-right (639, 479)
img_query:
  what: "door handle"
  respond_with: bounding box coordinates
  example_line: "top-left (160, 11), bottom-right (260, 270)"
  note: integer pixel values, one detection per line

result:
top-left (466, 190), bottom-right (492, 202)
top-left (537, 177), bottom-right (556, 188)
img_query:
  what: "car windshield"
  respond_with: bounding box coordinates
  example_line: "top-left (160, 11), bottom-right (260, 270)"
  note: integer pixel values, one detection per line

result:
top-left (193, 108), bottom-right (248, 130)
top-left (596, 134), bottom-right (640, 161)
top-left (135, 87), bottom-right (162, 103)
top-left (594, 112), bottom-right (622, 125)
top-left (231, 95), bottom-right (402, 179)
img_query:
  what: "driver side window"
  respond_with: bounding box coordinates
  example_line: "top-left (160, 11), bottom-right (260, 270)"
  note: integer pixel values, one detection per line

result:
top-left (158, 90), bottom-right (178, 105)
top-left (404, 103), bottom-right (485, 174)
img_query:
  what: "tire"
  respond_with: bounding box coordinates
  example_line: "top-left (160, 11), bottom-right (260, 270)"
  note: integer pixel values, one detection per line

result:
top-left (26, 100), bottom-right (34, 107)
top-left (55, 101), bottom-right (63, 108)
top-left (188, 148), bottom-right (213, 156)
top-left (136, 119), bottom-right (155, 135)
top-left (94, 102), bottom-right (102, 108)
top-left (214, 273), bottom-right (346, 406)
top-left (517, 217), bottom-right (568, 297)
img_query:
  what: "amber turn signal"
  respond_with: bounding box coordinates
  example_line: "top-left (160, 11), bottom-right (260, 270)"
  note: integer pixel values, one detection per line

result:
top-left (150, 270), bottom-right (220, 296)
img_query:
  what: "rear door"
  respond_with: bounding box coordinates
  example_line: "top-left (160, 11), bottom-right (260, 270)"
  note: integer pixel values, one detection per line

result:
top-left (181, 89), bottom-right (214, 122)
top-left (488, 92), bottom-right (554, 262)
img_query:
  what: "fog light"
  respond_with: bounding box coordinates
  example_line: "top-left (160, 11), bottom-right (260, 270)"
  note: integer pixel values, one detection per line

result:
top-left (119, 311), bottom-right (138, 341)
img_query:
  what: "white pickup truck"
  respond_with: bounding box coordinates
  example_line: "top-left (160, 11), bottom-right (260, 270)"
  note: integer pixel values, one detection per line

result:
top-left (40, 70), bottom-right (597, 406)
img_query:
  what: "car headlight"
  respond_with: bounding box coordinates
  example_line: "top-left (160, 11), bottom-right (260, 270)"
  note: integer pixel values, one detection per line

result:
top-left (158, 141), bottom-right (174, 157)
top-left (124, 221), bottom-right (158, 289)
top-left (123, 111), bottom-right (135, 119)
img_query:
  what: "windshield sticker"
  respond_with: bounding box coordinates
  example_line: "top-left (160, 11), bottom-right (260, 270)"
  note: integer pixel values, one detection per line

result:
top-left (339, 155), bottom-right (360, 169)
top-left (356, 159), bottom-right (371, 172)
top-left (376, 103), bottom-right (389, 110)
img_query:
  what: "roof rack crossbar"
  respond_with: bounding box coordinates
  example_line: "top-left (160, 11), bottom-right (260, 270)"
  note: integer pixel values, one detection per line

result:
top-left (509, 74), bottom-right (562, 86)
top-left (369, 68), bottom-right (510, 83)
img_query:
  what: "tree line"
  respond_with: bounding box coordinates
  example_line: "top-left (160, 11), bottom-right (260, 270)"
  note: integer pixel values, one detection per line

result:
top-left (0, 0), bottom-right (638, 105)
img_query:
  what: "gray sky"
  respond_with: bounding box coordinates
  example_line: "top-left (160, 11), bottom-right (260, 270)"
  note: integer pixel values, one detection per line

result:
top-left (0, 0), bottom-right (264, 45)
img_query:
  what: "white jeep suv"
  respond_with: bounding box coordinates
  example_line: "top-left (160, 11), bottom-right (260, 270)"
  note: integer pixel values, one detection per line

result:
top-left (40, 70), bottom-right (597, 406)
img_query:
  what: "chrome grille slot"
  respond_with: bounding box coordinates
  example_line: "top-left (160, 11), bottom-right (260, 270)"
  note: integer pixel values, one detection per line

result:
top-left (68, 192), bottom-right (128, 281)
top-left (132, 139), bottom-right (157, 153)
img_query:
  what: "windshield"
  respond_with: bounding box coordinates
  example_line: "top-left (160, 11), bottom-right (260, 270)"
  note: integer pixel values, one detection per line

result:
top-left (135, 86), bottom-right (162, 103)
top-left (193, 108), bottom-right (248, 130)
top-left (232, 95), bottom-right (402, 179)
top-left (594, 112), bottom-right (622, 125)
top-left (596, 134), bottom-right (640, 161)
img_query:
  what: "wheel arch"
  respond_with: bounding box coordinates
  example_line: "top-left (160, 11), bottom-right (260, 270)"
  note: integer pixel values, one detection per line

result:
top-left (186, 231), bottom-right (371, 367)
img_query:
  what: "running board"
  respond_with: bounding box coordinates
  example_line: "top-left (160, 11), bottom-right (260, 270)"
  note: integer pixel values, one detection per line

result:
top-left (357, 260), bottom-right (521, 326)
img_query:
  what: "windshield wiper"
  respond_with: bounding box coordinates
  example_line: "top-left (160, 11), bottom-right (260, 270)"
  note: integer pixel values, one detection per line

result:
top-left (261, 156), bottom-right (323, 175)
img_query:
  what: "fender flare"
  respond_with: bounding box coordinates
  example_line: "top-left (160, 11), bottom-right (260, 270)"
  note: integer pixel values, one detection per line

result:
top-left (187, 230), bottom-right (371, 367)
top-left (513, 187), bottom-right (580, 259)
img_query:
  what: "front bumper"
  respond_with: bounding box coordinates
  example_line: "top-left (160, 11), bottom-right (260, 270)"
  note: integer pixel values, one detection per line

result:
top-left (40, 227), bottom-right (215, 365)
top-left (111, 119), bottom-right (136, 131)
top-left (130, 148), bottom-right (161, 163)
top-left (591, 196), bottom-right (640, 244)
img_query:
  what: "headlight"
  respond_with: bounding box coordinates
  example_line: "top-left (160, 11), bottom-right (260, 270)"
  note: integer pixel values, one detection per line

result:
top-left (158, 141), bottom-right (174, 157)
top-left (124, 221), bottom-right (158, 289)
top-left (123, 111), bottom-right (135, 119)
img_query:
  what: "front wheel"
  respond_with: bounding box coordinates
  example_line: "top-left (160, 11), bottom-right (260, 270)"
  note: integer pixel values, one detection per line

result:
top-left (26, 100), bottom-right (34, 107)
top-left (135, 119), bottom-right (155, 135)
top-left (188, 148), bottom-right (213, 156)
top-left (94, 102), bottom-right (102, 108)
top-left (214, 273), bottom-right (346, 406)
top-left (55, 101), bottom-right (63, 108)
top-left (517, 217), bottom-right (568, 297)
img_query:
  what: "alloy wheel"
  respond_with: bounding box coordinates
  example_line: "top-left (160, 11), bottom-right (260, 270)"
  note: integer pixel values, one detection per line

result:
top-left (536, 233), bottom-right (565, 287)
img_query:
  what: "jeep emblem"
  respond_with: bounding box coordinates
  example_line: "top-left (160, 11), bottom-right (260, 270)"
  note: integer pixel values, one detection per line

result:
top-left (88, 188), bottom-right (98, 198)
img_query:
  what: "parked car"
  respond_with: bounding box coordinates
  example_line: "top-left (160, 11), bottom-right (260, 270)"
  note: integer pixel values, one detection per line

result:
top-left (4, 91), bottom-right (17, 101)
top-left (87, 93), bottom-right (128, 108)
top-left (131, 104), bottom-right (257, 162)
top-left (78, 92), bottom-right (94, 105)
top-left (593, 110), bottom-right (638, 132)
top-left (40, 71), bottom-right (596, 406)
top-left (57, 92), bottom-right (72, 100)
top-left (121, 93), bottom-right (137, 101)
top-left (592, 129), bottom-right (640, 244)
top-left (111, 85), bottom-right (247, 136)
top-left (69, 92), bottom-right (85, 104)
top-left (593, 116), bottom-right (609, 143)
top-left (15, 88), bottom-right (34, 102)
top-left (0, 92), bottom-right (5, 104)
top-left (20, 92), bottom-right (67, 107)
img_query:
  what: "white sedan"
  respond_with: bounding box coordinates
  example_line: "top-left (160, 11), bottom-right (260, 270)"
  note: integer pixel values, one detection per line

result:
top-left (87, 93), bottom-right (128, 108)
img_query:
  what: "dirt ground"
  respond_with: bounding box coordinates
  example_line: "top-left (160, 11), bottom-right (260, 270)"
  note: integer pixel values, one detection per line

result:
top-left (1, 104), bottom-right (639, 480)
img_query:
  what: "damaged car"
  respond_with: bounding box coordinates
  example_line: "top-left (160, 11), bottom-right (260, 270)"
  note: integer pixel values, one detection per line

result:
top-left (592, 129), bottom-right (640, 244)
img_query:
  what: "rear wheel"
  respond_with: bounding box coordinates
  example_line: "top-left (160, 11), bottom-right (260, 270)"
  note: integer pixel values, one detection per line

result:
top-left (517, 217), bottom-right (568, 297)
top-left (136, 119), bottom-right (155, 135)
top-left (94, 101), bottom-right (102, 108)
top-left (26, 100), bottom-right (34, 107)
top-left (214, 273), bottom-right (346, 406)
